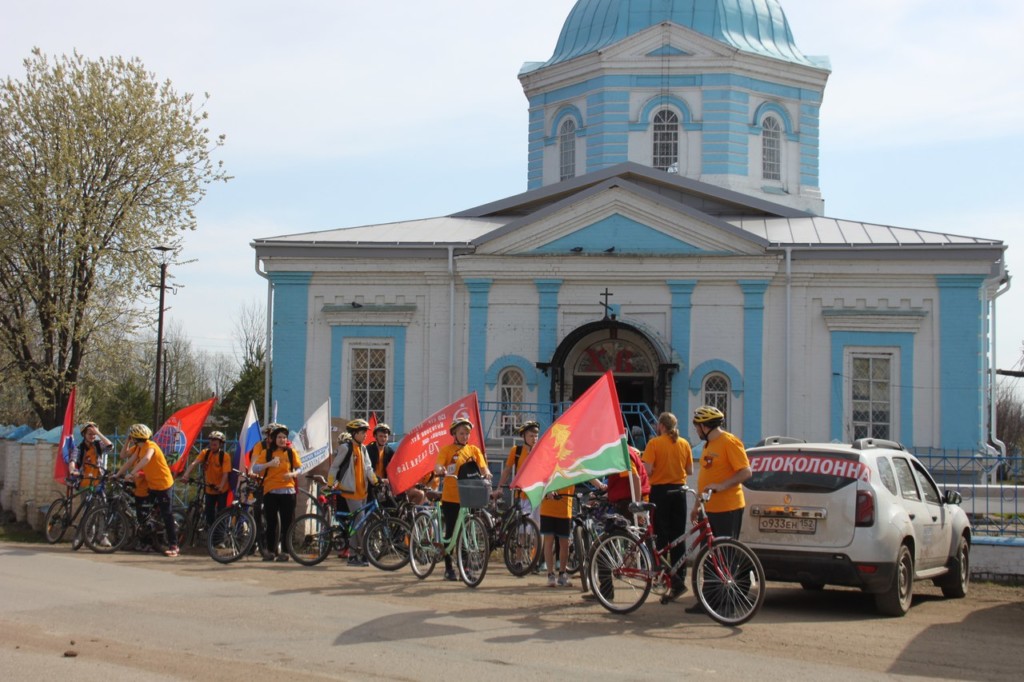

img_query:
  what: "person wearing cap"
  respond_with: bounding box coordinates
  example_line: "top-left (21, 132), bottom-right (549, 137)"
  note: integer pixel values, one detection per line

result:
top-left (434, 417), bottom-right (492, 581)
top-left (247, 422), bottom-right (283, 475)
top-left (330, 418), bottom-right (379, 566)
top-left (251, 424), bottom-right (301, 561)
top-left (365, 423), bottom-right (395, 484)
top-left (70, 421), bottom-right (113, 484)
top-left (179, 431), bottom-right (232, 530)
top-left (494, 421), bottom-right (540, 511)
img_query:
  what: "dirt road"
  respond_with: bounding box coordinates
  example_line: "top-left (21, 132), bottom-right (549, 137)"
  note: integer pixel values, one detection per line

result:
top-left (0, 542), bottom-right (1020, 680)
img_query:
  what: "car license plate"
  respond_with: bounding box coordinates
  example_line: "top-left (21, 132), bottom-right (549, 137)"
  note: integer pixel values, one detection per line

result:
top-left (758, 517), bottom-right (817, 534)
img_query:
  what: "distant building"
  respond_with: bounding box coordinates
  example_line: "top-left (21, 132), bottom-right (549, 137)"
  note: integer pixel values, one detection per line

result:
top-left (253, 0), bottom-right (1007, 452)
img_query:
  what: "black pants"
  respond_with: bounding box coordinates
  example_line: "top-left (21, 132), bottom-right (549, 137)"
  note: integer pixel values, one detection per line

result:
top-left (204, 491), bottom-right (229, 527)
top-left (148, 488), bottom-right (178, 548)
top-left (263, 493), bottom-right (296, 556)
top-left (706, 508), bottom-right (744, 539)
top-left (649, 484), bottom-right (687, 587)
top-left (441, 501), bottom-right (460, 571)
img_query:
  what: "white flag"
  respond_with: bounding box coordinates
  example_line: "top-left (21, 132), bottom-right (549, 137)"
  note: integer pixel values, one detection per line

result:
top-left (295, 400), bottom-right (331, 473)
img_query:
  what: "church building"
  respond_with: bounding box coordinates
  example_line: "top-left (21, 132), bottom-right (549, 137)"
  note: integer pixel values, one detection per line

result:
top-left (252, 0), bottom-right (1007, 454)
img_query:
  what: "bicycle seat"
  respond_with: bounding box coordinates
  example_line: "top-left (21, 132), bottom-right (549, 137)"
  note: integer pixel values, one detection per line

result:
top-left (307, 474), bottom-right (327, 485)
top-left (628, 501), bottom-right (656, 514)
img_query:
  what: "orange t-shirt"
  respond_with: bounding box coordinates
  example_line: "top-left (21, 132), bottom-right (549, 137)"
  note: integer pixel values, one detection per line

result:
top-left (696, 431), bottom-right (750, 513)
top-left (642, 434), bottom-right (693, 485)
top-left (256, 447), bottom-right (300, 492)
top-left (197, 448), bottom-right (231, 493)
top-left (436, 444), bottom-right (487, 504)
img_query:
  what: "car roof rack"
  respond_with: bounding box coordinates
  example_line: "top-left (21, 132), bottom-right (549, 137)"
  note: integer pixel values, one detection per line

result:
top-left (851, 438), bottom-right (905, 451)
top-left (755, 436), bottom-right (807, 447)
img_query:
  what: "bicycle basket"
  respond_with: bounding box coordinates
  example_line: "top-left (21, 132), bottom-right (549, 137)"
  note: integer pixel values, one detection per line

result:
top-left (457, 479), bottom-right (490, 510)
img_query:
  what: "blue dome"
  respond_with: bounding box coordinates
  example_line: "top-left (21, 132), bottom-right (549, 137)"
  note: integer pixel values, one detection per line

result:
top-left (546, 0), bottom-right (813, 67)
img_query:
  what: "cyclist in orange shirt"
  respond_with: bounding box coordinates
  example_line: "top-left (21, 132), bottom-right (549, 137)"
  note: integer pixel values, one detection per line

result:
top-left (69, 421), bottom-right (113, 484)
top-left (252, 424), bottom-right (302, 561)
top-left (117, 423), bottom-right (180, 557)
top-left (178, 431), bottom-right (232, 529)
top-left (434, 418), bottom-right (491, 581)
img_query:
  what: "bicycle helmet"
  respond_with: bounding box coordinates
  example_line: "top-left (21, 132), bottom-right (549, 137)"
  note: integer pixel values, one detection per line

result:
top-left (127, 423), bottom-right (152, 440)
top-left (346, 418), bottom-right (370, 432)
top-left (208, 431), bottom-right (226, 442)
top-left (449, 417), bottom-right (473, 434)
top-left (263, 422), bottom-right (284, 436)
top-left (373, 422), bottom-right (392, 435)
top-left (269, 424), bottom-right (289, 439)
top-left (692, 406), bottom-right (725, 425)
top-left (337, 431), bottom-right (353, 444)
top-left (518, 420), bottom-right (540, 436)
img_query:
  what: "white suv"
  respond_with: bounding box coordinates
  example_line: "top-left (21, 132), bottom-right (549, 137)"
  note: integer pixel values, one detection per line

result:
top-left (739, 437), bottom-right (971, 616)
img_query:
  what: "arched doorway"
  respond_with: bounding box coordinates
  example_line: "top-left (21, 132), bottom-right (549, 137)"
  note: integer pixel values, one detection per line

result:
top-left (543, 319), bottom-right (676, 412)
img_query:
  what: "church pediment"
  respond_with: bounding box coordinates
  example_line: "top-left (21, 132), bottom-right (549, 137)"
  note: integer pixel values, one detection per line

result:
top-left (597, 22), bottom-right (744, 65)
top-left (473, 181), bottom-right (767, 257)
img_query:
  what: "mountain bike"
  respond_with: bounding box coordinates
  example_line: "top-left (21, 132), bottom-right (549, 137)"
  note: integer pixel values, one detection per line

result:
top-left (45, 470), bottom-right (115, 550)
top-left (206, 470), bottom-right (263, 564)
top-left (408, 477), bottom-right (491, 588)
top-left (176, 478), bottom-right (207, 548)
top-left (285, 483), bottom-right (397, 567)
top-left (482, 486), bottom-right (541, 577)
top-left (587, 488), bottom-right (766, 626)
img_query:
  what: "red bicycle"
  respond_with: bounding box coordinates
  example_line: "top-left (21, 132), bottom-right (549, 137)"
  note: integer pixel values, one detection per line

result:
top-left (587, 488), bottom-right (766, 625)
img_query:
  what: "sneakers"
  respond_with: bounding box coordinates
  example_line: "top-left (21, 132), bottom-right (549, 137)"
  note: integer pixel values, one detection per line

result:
top-left (98, 536), bottom-right (112, 549)
top-left (347, 555), bottom-right (368, 567)
top-left (661, 583), bottom-right (688, 604)
top-left (164, 546), bottom-right (180, 557)
top-left (261, 551), bottom-right (275, 562)
top-left (275, 553), bottom-right (289, 562)
top-left (547, 573), bottom-right (557, 588)
top-left (444, 568), bottom-right (458, 581)
top-left (557, 572), bottom-right (570, 587)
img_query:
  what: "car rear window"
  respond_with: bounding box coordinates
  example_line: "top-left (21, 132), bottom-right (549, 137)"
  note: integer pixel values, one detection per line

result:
top-left (746, 450), bottom-right (869, 493)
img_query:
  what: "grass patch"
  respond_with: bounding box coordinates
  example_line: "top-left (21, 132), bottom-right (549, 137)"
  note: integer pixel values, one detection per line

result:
top-left (0, 515), bottom-right (46, 543)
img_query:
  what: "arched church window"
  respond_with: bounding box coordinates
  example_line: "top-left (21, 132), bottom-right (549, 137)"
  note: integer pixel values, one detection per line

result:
top-left (653, 110), bottom-right (679, 171)
top-left (559, 119), bottom-right (576, 181)
top-left (498, 368), bottom-right (525, 436)
top-left (702, 373), bottom-right (730, 420)
top-left (761, 116), bottom-right (782, 181)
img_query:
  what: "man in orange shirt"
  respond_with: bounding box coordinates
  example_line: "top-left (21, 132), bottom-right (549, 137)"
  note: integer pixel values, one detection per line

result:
top-left (179, 431), bottom-right (232, 529)
top-left (118, 423), bottom-right (180, 557)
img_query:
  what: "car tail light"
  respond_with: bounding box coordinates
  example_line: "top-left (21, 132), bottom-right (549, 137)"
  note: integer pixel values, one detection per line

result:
top-left (856, 563), bottom-right (878, 574)
top-left (855, 489), bottom-right (875, 527)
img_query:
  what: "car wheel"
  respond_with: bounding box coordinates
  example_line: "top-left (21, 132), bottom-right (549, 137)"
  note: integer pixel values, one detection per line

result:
top-left (799, 581), bottom-right (825, 591)
top-left (935, 535), bottom-right (969, 599)
top-left (875, 543), bottom-right (913, 617)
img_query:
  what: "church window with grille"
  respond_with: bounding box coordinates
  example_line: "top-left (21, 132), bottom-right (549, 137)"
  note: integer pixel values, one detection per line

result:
top-left (498, 368), bottom-right (525, 436)
top-left (349, 345), bottom-right (388, 422)
top-left (761, 116), bottom-right (782, 181)
top-left (653, 110), bottom-right (679, 171)
top-left (702, 373), bottom-right (730, 420)
top-left (559, 119), bottom-right (576, 181)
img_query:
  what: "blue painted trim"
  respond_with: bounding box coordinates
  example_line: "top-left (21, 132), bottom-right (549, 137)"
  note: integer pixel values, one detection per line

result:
top-left (937, 275), bottom-right (987, 449)
top-left (667, 280), bottom-right (697, 419)
top-left (465, 279), bottom-right (492, 402)
top-left (485, 355), bottom-right (539, 391)
top-left (690, 360), bottom-right (744, 396)
top-left (750, 102), bottom-right (794, 135)
top-left (739, 280), bottom-right (769, 442)
top-left (535, 280), bottom-right (563, 401)
top-left (829, 331), bottom-right (914, 446)
top-left (330, 325), bottom-right (407, 435)
top-left (269, 272), bottom-right (312, 431)
top-left (631, 95), bottom-right (696, 132)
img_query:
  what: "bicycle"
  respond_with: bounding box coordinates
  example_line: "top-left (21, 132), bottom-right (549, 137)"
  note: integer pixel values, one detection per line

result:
top-left (206, 470), bottom-right (263, 564)
top-left (482, 486), bottom-right (541, 577)
top-left (45, 470), bottom-right (113, 550)
top-left (566, 490), bottom-right (618, 592)
top-left (284, 483), bottom-right (394, 567)
top-left (587, 488), bottom-right (766, 625)
top-left (408, 477), bottom-right (491, 588)
top-left (176, 477), bottom-right (207, 548)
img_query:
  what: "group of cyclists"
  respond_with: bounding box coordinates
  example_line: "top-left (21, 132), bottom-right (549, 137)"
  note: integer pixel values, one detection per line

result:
top-left (62, 405), bottom-right (753, 602)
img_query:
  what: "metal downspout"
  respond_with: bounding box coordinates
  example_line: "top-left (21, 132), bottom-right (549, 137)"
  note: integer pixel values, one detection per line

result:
top-left (448, 246), bottom-right (455, 403)
top-left (254, 254), bottom-right (273, 422)
top-left (785, 247), bottom-right (792, 437)
top-left (989, 273), bottom-right (1011, 467)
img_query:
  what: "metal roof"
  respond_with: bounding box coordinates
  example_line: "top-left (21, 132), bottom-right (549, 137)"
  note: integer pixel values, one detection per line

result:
top-left (253, 216), bottom-right (507, 246)
top-left (729, 217), bottom-right (1002, 247)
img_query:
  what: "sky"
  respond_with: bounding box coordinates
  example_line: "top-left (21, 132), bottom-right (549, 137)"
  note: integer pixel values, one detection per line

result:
top-left (3, 0), bottom-right (1023, 381)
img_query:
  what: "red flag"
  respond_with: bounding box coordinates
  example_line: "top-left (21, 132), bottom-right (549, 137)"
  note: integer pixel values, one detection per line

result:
top-left (511, 371), bottom-right (630, 508)
top-left (53, 387), bottom-right (76, 483)
top-left (386, 392), bottom-right (484, 495)
top-left (366, 412), bottom-right (378, 436)
top-left (154, 397), bottom-right (218, 474)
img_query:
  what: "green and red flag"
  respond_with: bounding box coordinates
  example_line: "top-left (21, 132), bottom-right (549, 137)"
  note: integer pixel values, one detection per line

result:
top-left (511, 371), bottom-right (630, 508)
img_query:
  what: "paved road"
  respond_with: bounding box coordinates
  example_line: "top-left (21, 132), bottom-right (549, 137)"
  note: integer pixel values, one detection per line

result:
top-left (0, 543), bottom-right (1019, 680)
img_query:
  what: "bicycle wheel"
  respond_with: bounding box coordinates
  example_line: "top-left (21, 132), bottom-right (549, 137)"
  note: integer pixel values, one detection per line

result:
top-left (502, 515), bottom-right (540, 577)
top-left (81, 506), bottom-right (131, 554)
top-left (691, 538), bottom-right (766, 626)
top-left (587, 533), bottom-right (653, 614)
top-left (572, 524), bottom-right (592, 591)
top-left (409, 512), bottom-right (439, 580)
top-left (363, 516), bottom-right (411, 571)
top-left (44, 498), bottom-right (71, 544)
top-left (456, 515), bottom-right (490, 588)
top-left (207, 507), bottom-right (257, 564)
top-left (178, 503), bottom-right (201, 548)
top-left (286, 514), bottom-right (332, 566)
top-left (565, 525), bottom-right (582, 575)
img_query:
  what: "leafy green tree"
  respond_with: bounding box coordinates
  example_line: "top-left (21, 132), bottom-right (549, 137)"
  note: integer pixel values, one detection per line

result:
top-left (0, 48), bottom-right (227, 428)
